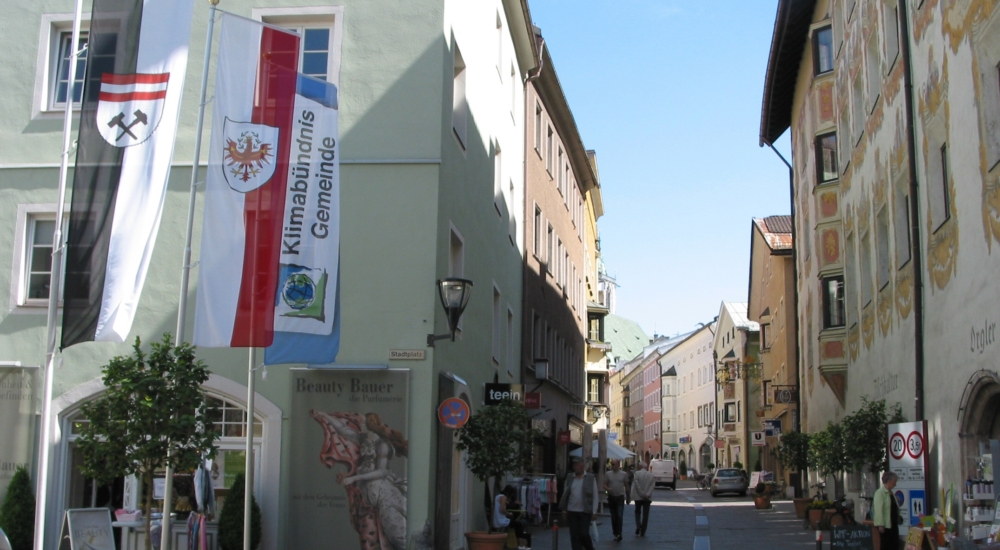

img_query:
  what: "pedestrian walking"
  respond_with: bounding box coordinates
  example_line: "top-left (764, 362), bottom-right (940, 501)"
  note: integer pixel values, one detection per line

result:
top-left (604, 459), bottom-right (630, 542)
top-left (631, 461), bottom-right (655, 537)
top-left (559, 457), bottom-right (598, 550)
top-left (874, 472), bottom-right (901, 550)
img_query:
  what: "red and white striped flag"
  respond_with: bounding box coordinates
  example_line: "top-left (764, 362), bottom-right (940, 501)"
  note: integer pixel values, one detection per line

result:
top-left (193, 14), bottom-right (300, 347)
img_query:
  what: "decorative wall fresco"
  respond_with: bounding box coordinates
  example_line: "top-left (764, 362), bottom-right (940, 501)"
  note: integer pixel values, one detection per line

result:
top-left (895, 265), bottom-right (914, 319)
top-left (848, 322), bottom-right (860, 361)
top-left (822, 228), bottom-right (842, 266)
top-left (862, 302), bottom-right (875, 348)
top-left (877, 284), bottom-right (894, 336)
top-left (967, 4), bottom-right (1000, 250)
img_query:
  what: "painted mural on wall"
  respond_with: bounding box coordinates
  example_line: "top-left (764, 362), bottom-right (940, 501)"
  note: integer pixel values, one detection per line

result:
top-left (0, 367), bottom-right (35, 502)
top-left (289, 369), bottom-right (409, 549)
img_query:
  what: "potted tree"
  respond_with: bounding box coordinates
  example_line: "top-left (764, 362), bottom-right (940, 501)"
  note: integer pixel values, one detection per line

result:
top-left (0, 466), bottom-right (35, 550)
top-left (679, 459), bottom-right (687, 480)
top-left (776, 431), bottom-right (812, 518)
top-left (806, 499), bottom-right (834, 529)
top-left (455, 400), bottom-right (537, 550)
top-left (753, 482), bottom-right (773, 509)
top-left (76, 335), bottom-right (218, 550)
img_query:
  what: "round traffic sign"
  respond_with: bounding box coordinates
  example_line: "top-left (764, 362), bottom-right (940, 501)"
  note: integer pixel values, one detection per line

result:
top-left (438, 397), bottom-right (470, 429)
top-left (889, 432), bottom-right (906, 460)
top-left (906, 431), bottom-right (924, 459)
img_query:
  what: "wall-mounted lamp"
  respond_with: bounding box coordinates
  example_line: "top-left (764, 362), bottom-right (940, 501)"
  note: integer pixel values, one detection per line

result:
top-left (427, 278), bottom-right (473, 347)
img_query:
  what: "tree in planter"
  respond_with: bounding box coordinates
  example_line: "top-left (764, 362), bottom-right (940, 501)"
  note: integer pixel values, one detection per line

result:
top-left (218, 473), bottom-right (261, 550)
top-left (0, 466), bottom-right (35, 550)
top-left (455, 400), bottom-right (537, 532)
top-left (76, 335), bottom-right (218, 550)
top-left (842, 398), bottom-right (904, 495)
top-left (775, 431), bottom-right (811, 496)
top-left (808, 421), bottom-right (850, 497)
top-left (679, 460), bottom-right (687, 478)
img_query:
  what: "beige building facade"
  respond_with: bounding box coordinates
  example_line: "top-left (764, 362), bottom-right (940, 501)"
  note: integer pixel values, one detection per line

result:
top-left (762, 0), bottom-right (1000, 531)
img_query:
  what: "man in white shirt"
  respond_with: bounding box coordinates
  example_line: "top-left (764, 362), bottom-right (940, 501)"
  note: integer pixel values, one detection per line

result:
top-left (604, 459), bottom-right (630, 541)
top-left (558, 457), bottom-right (598, 550)
top-left (630, 461), bottom-right (655, 537)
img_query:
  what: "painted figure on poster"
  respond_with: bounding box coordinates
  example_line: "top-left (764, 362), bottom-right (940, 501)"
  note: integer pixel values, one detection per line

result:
top-left (312, 410), bottom-right (408, 549)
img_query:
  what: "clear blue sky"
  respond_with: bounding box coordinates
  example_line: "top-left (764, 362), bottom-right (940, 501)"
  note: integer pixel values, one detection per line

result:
top-left (529, 0), bottom-right (792, 337)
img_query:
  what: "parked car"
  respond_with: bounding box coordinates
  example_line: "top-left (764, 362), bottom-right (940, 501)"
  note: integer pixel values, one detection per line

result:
top-left (710, 468), bottom-right (748, 497)
top-left (648, 459), bottom-right (677, 490)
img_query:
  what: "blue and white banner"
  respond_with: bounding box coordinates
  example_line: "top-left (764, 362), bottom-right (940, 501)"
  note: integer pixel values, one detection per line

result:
top-left (264, 74), bottom-right (341, 365)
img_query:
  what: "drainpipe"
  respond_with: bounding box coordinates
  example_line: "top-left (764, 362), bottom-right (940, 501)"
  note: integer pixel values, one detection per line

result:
top-left (898, 0), bottom-right (925, 421)
top-left (764, 140), bottom-right (803, 497)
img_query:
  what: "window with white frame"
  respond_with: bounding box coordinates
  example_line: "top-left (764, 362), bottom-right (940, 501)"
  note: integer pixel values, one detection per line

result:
top-left (876, 207), bottom-right (891, 289)
top-left (496, 11), bottom-right (503, 78)
top-left (51, 30), bottom-right (88, 109)
top-left (884, 3), bottom-right (899, 73)
top-left (557, 147), bottom-right (564, 194)
top-left (256, 8), bottom-right (343, 86)
top-left (533, 206), bottom-right (542, 258)
top-left (546, 126), bottom-right (554, 174)
top-left (13, 206), bottom-right (68, 308)
top-left (493, 142), bottom-right (503, 216)
top-left (866, 34), bottom-right (881, 111)
top-left (452, 42), bottom-right (468, 149)
top-left (507, 307), bottom-right (514, 375)
top-left (534, 103), bottom-right (543, 155)
top-left (492, 286), bottom-right (501, 365)
top-left (894, 178), bottom-right (911, 266)
top-left (546, 224), bottom-right (554, 274)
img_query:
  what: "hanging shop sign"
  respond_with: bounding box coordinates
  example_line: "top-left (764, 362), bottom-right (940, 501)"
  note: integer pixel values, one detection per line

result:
top-left (524, 392), bottom-right (541, 409)
top-left (484, 383), bottom-right (524, 405)
top-left (289, 369), bottom-right (410, 550)
top-left (763, 419), bottom-right (783, 436)
top-left (679, 436), bottom-right (691, 444)
top-left (558, 430), bottom-right (571, 445)
top-left (751, 431), bottom-right (766, 446)
top-left (715, 439), bottom-right (726, 449)
top-left (888, 421), bottom-right (929, 527)
top-left (438, 397), bottom-right (470, 429)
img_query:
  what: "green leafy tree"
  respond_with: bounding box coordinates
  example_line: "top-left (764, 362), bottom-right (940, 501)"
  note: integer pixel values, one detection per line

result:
top-left (842, 398), bottom-right (904, 475)
top-left (0, 466), bottom-right (35, 550)
top-left (455, 400), bottom-right (537, 532)
top-left (809, 421), bottom-right (850, 497)
top-left (217, 473), bottom-right (261, 550)
top-left (775, 431), bottom-right (811, 496)
top-left (76, 334), bottom-right (218, 549)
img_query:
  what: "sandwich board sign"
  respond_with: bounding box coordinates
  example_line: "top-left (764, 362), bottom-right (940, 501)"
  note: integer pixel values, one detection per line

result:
top-left (60, 508), bottom-right (116, 550)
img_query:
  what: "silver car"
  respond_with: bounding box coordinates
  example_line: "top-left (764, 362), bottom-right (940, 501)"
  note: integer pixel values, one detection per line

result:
top-left (710, 468), bottom-right (748, 497)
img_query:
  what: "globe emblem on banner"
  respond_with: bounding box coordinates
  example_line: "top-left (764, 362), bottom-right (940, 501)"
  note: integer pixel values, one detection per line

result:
top-left (281, 273), bottom-right (316, 310)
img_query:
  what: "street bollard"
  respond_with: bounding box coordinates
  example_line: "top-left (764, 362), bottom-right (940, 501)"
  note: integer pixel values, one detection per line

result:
top-left (552, 519), bottom-right (559, 548)
top-left (815, 529), bottom-right (823, 550)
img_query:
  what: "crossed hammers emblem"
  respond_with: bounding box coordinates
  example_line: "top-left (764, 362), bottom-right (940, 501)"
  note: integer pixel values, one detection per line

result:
top-left (107, 109), bottom-right (149, 141)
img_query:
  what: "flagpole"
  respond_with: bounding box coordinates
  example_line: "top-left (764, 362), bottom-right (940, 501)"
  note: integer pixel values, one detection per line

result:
top-left (34, 0), bottom-right (85, 547)
top-left (162, 4), bottom-right (219, 550)
top-left (243, 347), bottom-right (256, 550)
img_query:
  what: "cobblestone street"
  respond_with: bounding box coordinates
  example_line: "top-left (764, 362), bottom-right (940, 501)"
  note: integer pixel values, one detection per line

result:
top-left (527, 481), bottom-right (816, 550)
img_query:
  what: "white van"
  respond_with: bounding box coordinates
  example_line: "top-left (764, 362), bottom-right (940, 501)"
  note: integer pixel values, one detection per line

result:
top-left (648, 459), bottom-right (677, 490)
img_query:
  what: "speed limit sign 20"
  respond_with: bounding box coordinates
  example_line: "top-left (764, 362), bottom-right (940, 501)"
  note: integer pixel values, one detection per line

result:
top-left (890, 432), bottom-right (906, 460)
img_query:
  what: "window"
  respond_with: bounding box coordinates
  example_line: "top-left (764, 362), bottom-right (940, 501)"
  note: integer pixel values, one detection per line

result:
top-left (839, 108), bottom-right (851, 172)
top-left (52, 31), bottom-right (88, 108)
top-left (496, 11), bottom-right (503, 77)
top-left (534, 103), bottom-right (543, 155)
top-left (449, 226), bottom-right (464, 278)
top-left (884, 4), bottom-right (900, 72)
top-left (866, 34), bottom-right (881, 111)
top-left (17, 214), bottom-right (68, 306)
top-left (507, 307), bottom-right (514, 374)
top-left (493, 142), bottom-right (503, 216)
top-left (813, 26), bottom-right (833, 75)
top-left (588, 377), bottom-right (600, 403)
top-left (257, 8), bottom-right (343, 86)
top-left (533, 312), bottom-right (543, 358)
top-left (546, 224), bottom-right (554, 274)
top-left (452, 43), bottom-right (467, 148)
top-left (546, 126), bottom-right (554, 174)
top-left (930, 144), bottom-right (951, 230)
top-left (860, 233), bottom-right (874, 306)
top-left (876, 207), bottom-right (891, 289)
top-left (894, 181), bottom-right (911, 266)
top-left (845, 232), bottom-right (858, 327)
top-left (724, 402), bottom-right (737, 423)
top-left (492, 286), bottom-right (502, 364)
top-left (533, 206), bottom-right (542, 258)
top-left (822, 275), bottom-right (845, 328)
top-left (852, 73), bottom-right (865, 144)
top-left (510, 63), bottom-right (516, 120)
top-left (557, 147), bottom-right (564, 194)
top-left (815, 132), bottom-right (838, 182)
top-left (761, 324), bottom-right (770, 350)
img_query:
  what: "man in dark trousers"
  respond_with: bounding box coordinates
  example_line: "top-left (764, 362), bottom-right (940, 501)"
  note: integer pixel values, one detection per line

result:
top-left (631, 461), bottom-right (655, 537)
top-left (559, 457), bottom-right (598, 550)
top-left (604, 459), bottom-right (630, 541)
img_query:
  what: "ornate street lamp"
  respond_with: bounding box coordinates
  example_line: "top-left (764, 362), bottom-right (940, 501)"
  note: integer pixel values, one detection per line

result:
top-left (427, 278), bottom-right (473, 346)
